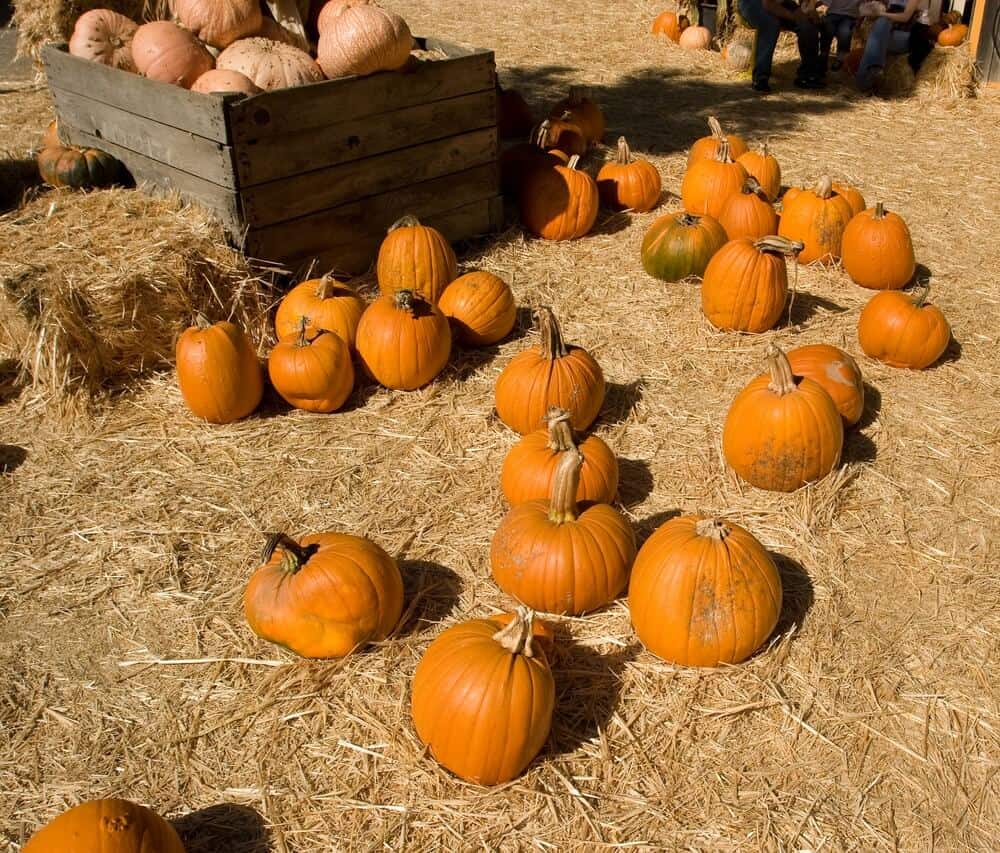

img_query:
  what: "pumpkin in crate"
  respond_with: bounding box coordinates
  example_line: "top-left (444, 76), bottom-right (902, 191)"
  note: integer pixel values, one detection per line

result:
top-left (596, 136), bottom-right (662, 212)
top-left (376, 215), bottom-right (457, 305)
top-left (689, 116), bottom-right (749, 167)
top-left (254, 14), bottom-right (308, 48)
top-left (501, 406), bottom-right (618, 505)
top-left (641, 211), bottom-right (727, 282)
top-left (652, 10), bottom-right (690, 41)
top-left (841, 202), bottom-right (915, 290)
top-left (245, 531), bottom-right (403, 658)
top-left (68, 9), bottom-right (138, 71)
top-left (411, 608), bottom-right (555, 785)
top-left (317, 0), bottom-right (413, 78)
top-left (356, 290), bottom-right (452, 390)
top-left (275, 275), bottom-right (366, 347)
top-left (131, 21), bottom-right (215, 88)
top-left (498, 84), bottom-right (535, 139)
top-left (37, 145), bottom-right (125, 190)
top-left (520, 155), bottom-right (599, 241)
top-left (22, 798), bottom-right (185, 853)
top-left (718, 175), bottom-right (779, 241)
top-left (778, 176), bottom-right (854, 264)
top-left (937, 23), bottom-right (968, 45)
top-left (629, 515), bottom-right (782, 666)
top-left (549, 86), bottom-right (605, 145)
top-left (681, 139), bottom-right (749, 220)
top-left (737, 143), bottom-right (781, 202)
top-left (701, 235), bottom-right (803, 333)
top-left (722, 40), bottom-right (753, 72)
top-left (680, 25), bottom-right (712, 49)
top-left (217, 37), bottom-right (324, 90)
top-left (857, 284), bottom-right (951, 369)
top-left (786, 344), bottom-right (865, 427)
top-left (723, 343), bottom-right (844, 491)
top-left (172, 0), bottom-right (262, 49)
top-left (438, 271), bottom-right (517, 346)
top-left (491, 449), bottom-right (636, 615)
top-left (268, 320), bottom-right (355, 412)
top-left (192, 68), bottom-right (262, 95)
top-left (499, 121), bottom-right (570, 197)
top-left (495, 306), bottom-right (605, 434)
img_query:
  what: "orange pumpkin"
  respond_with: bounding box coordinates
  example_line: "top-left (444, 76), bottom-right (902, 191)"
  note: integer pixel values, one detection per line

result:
top-left (411, 607), bottom-right (555, 785)
top-left (786, 343), bottom-right (865, 427)
top-left (376, 214), bottom-right (457, 305)
top-left (736, 143), bottom-right (781, 202)
top-left (499, 121), bottom-right (571, 197)
top-left (41, 119), bottom-right (62, 149)
top-left (175, 315), bottom-right (263, 423)
top-left (549, 86), bottom-right (605, 145)
top-left (491, 448), bottom-right (636, 615)
top-left (520, 155), bottom-right (599, 241)
top-left (494, 306), bottom-right (605, 434)
top-left (216, 37), bottom-right (324, 90)
top-left (679, 24), bottom-right (712, 49)
top-left (22, 799), bottom-right (185, 853)
top-left (722, 343), bottom-right (844, 491)
top-left (833, 182), bottom-right (867, 216)
top-left (355, 289), bottom-right (452, 390)
top-left (596, 136), bottom-right (662, 212)
top-left (841, 201), bottom-right (916, 291)
top-left (267, 320), bottom-right (355, 412)
top-left (538, 112), bottom-right (588, 158)
top-left (937, 23), bottom-right (968, 45)
top-left (131, 21), bottom-right (215, 88)
top-left (687, 116), bottom-right (749, 167)
top-left (501, 406), bottom-right (618, 505)
top-left (274, 274), bottom-right (366, 347)
top-left (245, 532), bottom-right (404, 658)
top-left (172, 0), bottom-right (262, 48)
top-left (316, 0), bottom-right (413, 78)
top-left (681, 138), bottom-right (749, 220)
top-left (628, 515), bottom-right (782, 667)
top-left (857, 283), bottom-right (951, 369)
top-left (718, 175), bottom-right (779, 241)
top-left (68, 9), bottom-right (138, 71)
top-left (652, 10), bottom-right (690, 41)
top-left (437, 271), bottom-right (517, 346)
top-left (777, 175), bottom-right (854, 264)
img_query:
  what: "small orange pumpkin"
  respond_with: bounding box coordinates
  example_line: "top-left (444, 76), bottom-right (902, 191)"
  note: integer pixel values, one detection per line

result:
top-left (718, 175), bottom-right (779, 241)
top-left (857, 283), bottom-right (951, 369)
top-left (681, 139), bottom-right (748, 220)
top-left (437, 271), bottom-right (517, 346)
top-left (37, 145), bottom-right (125, 190)
top-left (833, 182), bottom-right (867, 217)
top-left (786, 343), bottom-right (865, 427)
top-left (596, 136), bottom-right (662, 212)
top-left (937, 23), bottom-right (968, 45)
top-left (777, 175), bottom-right (854, 264)
top-left (538, 111), bottom-right (588, 158)
top-left (687, 116), bottom-right (749, 167)
top-left (274, 274), bottom-right (366, 346)
top-left (267, 319), bottom-right (355, 413)
top-left (549, 86), bottom-right (605, 145)
top-left (520, 155), bottom-right (599, 241)
top-left (41, 119), bottom-right (62, 149)
top-left (22, 799), bottom-right (185, 853)
top-left (652, 10), bottom-right (690, 41)
top-left (842, 201), bottom-right (916, 291)
top-left (679, 24), bottom-right (712, 49)
top-left (736, 143), bottom-right (781, 202)
top-left (376, 214), bottom-right (457, 305)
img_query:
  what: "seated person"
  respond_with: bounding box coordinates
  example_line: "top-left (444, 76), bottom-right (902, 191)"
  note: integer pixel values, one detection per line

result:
top-left (820, 0), bottom-right (861, 71)
top-left (855, 0), bottom-right (942, 93)
top-left (738, 0), bottom-right (826, 92)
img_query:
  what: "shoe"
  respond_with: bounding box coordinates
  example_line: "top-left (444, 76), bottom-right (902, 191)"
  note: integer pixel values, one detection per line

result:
top-left (831, 57), bottom-right (844, 71)
top-left (858, 66), bottom-right (884, 95)
top-left (751, 80), bottom-right (772, 93)
top-left (794, 76), bottom-right (826, 89)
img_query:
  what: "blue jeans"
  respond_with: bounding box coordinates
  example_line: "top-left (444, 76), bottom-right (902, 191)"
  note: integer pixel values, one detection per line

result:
top-left (821, 12), bottom-right (856, 65)
top-left (856, 17), bottom-right (909, 90)
top-left (739, 0), bottom-right (823, 85)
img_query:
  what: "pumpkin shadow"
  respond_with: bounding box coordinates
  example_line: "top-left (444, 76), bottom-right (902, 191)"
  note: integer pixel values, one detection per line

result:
top-left (842, 429), bottom-right (877, 464)
top-left (396, 560), bottom-right (464, 637)
top-left (784, 291), bottom-right (847, 327)
top-left (171, 803), bottom-right (270, 853)
top-left (634, 509), bottom-right (683, 549)
top-left (617, 457), bottom-right (654, 508)
top-left (932, 335), bottom-right (962, 367)
top-left (770, 553), bottom-right (815, 637)
top-left (336, 374), bottom-right (383, 414)
top-left (0, 157), bottom-right (42, 213)
top-left (856, 380), bottom-right (882, 430)
top-left (0, 444), bottom-right (27, 474)
top-left (589, 210), bottom-right (632, 236)
top-left (598, 378), bottom-right (644, 426)
top-left (0, 358), bottom-right (23, 405)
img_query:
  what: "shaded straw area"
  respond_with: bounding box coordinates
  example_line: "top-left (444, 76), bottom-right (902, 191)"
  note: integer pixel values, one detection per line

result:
top-left (13, 0), bottom-right (164, 61)
top-left (882, 44), bottom-right (981, 100)
top-left (1, 0), bottom-right (1000, 849)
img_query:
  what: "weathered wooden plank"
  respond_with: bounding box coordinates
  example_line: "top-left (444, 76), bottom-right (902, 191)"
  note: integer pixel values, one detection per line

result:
top-left (228, 46), bottom-right (495, 143)
top-left (42, 43), bottom-right (234, 143)
top-left (240, 128), bottom-right (497, 228)
top-left (236, 90), bottom-right (496, 187)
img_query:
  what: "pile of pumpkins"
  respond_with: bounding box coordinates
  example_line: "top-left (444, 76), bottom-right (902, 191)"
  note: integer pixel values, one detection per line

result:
top-left (651, 7), bottom-right (713, 51)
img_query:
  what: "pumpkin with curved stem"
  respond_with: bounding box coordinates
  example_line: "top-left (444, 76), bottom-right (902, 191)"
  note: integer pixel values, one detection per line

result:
top-left (596, 136), bottom-right (662, 212)
top-left (549, 86), bottom-right (605, 145)
top-left (520, 155), bottom-right (599, 241)
top-left (501, 406), bottom-right (618, 505)
top-left (274, 274), bottom-right (366, 347)
top-left (498, 84), bottom-right (535, 139)
top-left (491, 449), bottom-right (636, 615)
top-left (842, 202), bottom-right (916, 291)
top-left (69, 9), bottom-right (138, 71)
top-left (192, 68), bottom-right (262, 94)
top-left (652, 10), bottom-right (690, 41)
top-left (679, 24), bottom-right (712, 49)
top-left (355, 289), bottom-right (452, 390)
top-left (131, 21), bottom-right (215, 88)
top-left (687, 116), bottom-right (749, 167)
top-left (778, 175), bottom-right (854, 264)
top-left (736, 143), bottom-right (781, 202)
top-left (499, 121), bottom-right (570, 197)
top-left (723, 343), bottom-right (844, 491)
top-left (22, 798), bottom-right (185, 853)
top-left (538, 112), bottom-right (588, 158)
top-left (641, 211), bottom-right (727, 282)
top-left (267, 319), bottom-right (355, 412)
top-left (376, 214), bottom-right (457, 305)
top-left (786, 343), bottom-right (865, 426)
top-left (37, 145), bottom-right (125, 190)
top-left (718, 175), bottom-right (779, 241)
top-left (317, 0), bottom-right (413, 78)
top-left (681, 139), bottom-right (749, 220)
top-left (411, 607), bottom-right (555, 785)
top-left (701, 235), bottom-right (803, 333)
top-left (495, 306), bottom-right (605, 434)
top-left (628, 515), bottom-right (782, 666)
top-left (175, 315), bottom-right (263, 423)
top-left (245, 532), bottom-right (403, 658)
top-left (857, 283), bottom-right (951, 369)
top-left (172, 0), bottom-right (262, 48)
top-left (437, 271), bottom-right (517, 346)
top-left (937, 23), bottom-right (968, 45)
top-left (216, 37), bottom-right (323, 90)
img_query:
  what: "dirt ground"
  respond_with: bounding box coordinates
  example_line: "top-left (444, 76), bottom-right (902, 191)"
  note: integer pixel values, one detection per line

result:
top-left (1, 1), bottom-right (999, 850)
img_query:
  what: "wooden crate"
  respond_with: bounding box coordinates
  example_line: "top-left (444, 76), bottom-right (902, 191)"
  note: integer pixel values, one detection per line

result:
top-left (42, 39), bottom-right (503, 274)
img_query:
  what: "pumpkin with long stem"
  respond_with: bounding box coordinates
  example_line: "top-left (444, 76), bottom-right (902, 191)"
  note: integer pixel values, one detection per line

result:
top-left (718, 175), bottom-right (779, 241)
top-left (681, 138), bottom-right (748, 220)
top-left (723, 343), bottom-right (844, 491)
top-left (244, 531), bottom-right (403, 658)
top-left (778, 175), bottom-right (854, 264)
top-left (376, 214), bottom-right (457, 305)
top-left (268, 318), bottom-right (354, 412)
top-left (687, 116), bottom-right (749, 167)
top-left (596, 136), bottom-right (662, 212)
top-left (539, 111), bottom-right (589, 157)
top-left (858, 282), bottom-right (951, 369)
top-left (652, 10), bottom-right (690, 41)
top-left (411, 607), bottom-right (555, 785)
top-left (842, 202), bottom-right (916, 291)
top-left (641, 211), bottom-right (727, 282)
top-left (549, 86), bottom-right (605, 145)
top-left (628, 515), bottom-right (782, 667)
top-left (491, 449), bottom-right (636, 615)
top-left (494, 306), bottom-right (605, 434)
top-left (787, 343), bottom-right (865, 427)
top-left (520, 155), bottom-right (599, 241)
top-left (437, 271), bottom-right (517, 346)
top-left (22, 799), bottom-right (185, 853)
top-left (274, 274), bottom-right (366, 346)
top-left (737, 143), bottom-right (781, 202)
top-left (501, 406), bottom-right (618, 505)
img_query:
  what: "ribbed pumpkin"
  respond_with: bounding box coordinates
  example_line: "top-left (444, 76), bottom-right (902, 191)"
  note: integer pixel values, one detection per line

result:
top-left (841, 202), bottom-right (916, 291)
top-left (687, 116), bottom-right (749, 167)
top-left (267, 320), bottom-right (355, 412)
top-left (681, 139), bottom-right (748, 220)
top-left (778, 175), bottom-right (854, 264)
top-left (857, 283), bottom-right (951, 369)
top-left (22, 799), bottom-right (185, 853)
top-left (652, 10), bottom-right (689, 41)
top-left (701, 236), bottom-right (803, 333)
top-left (538, 112), bottom-right (588, 158)
top-left (498, 84), bottom-right (535, 139)
top-left (501, 406), bottom-right (618, 505)
top-left (491, 449), bottom-right (636, 615)
top-left (718, 176), bottom-right (779, 241)
top-left (316, 0), bottom-right (413, 78)
top-left (723, 343), bottom-right (844, 491)
top-left (737, 143), bottom-right (781, 202)
top-left (411, 607), bottom-right (555, 785)
top-left (376, 214), bottom-right (457, 305)
top-left (937, 23), bottom-right (968, 45)
top-left (355, 289), bottom-right (452, 390)
top-left (628, 515), bottom-right (782, 667)
top-left (37, 145), bottom-right (125, 190)
top-left (68, 9), bottom-right (138, 71)
top-left (786, 343), bottom-right (865, 427)
top-left (833, 182), bottom-right (866, 217)
top-left (520, 155), bottom-right (599, 241)
top-left (549, 86), bottom-right (605, 145)
top-left (274, 274), bottom-right (366, 347)
top-left (192, 68), bottom-right (262, 94)
top-left (175, 315), bottom-right (263, 423)
top-left (722, 39), bottom-right (753, 71)
top-left (596, 136), bottom-right (662, 212)
top-left (499, 121), bottom-right (570, 196)
top-left (172, 0), bottom-right (262, 48)
top-left (495, 306), bottom-right (605, 434)
top-left (641, 211), bottom-right (727, 282)
top-left (679, 24), bottom-right (712, 49)
top-left (131, 21), bottom-right (215, 88)
top-left (216, 37), bottom-right (324, 90)
top-left (245, 532), bottom-right (403, 658)
top-left (437, 271), bottom-right (517, 346)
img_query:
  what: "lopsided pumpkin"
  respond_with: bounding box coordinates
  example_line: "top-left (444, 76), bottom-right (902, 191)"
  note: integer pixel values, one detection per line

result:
top-left (216, 37), bottom-right (323, 90)
top-left (681, 138), bottom-right (749, 220)
top-left (736, 143), bottom-right (781, 202)
top-left (688, 116), bottom-right (748, 167)
top-left (718, 175), bottom-right (779, 241)
top-left (131, 21), bottom-right (215, 88)
top-left (640, 210), bottom-right (728, 282)
top-left (777, 175), bottom-right (854, 264)
top-left (596, 136), bottom-right (662, 212)
top-left (437, 271), bottom-right (517, 346)
top-left (376, 214), bottom-right (457, 304)
top-left (316, 0), bottom-right (413, 78)
top-left (267, 319), bottom-right (355, 412)
top-left (786, 343), bottom-right (865, 427)
top-left (841, 201), bottom-right (916, 290)
top-left (37, 145), bottom-right (125, 190)
top-left (22, 798), bottom-right (185, 853)
top-left (857, 282), bottom-right (951, 369)
top-left (172, 0), bottom-right (262, 49)
top-left (520, 155), bottom-right (599, 241)
top-left (652, 10), bottom-right (690, 41)
top-left (549, 86), bottom-right (605, 145)
top-left (68, 9), bottom-right (138, 71)
top-left (274, 274), bottom-right (366, 347)
top-left (538, 112), bottom-right (588, 158)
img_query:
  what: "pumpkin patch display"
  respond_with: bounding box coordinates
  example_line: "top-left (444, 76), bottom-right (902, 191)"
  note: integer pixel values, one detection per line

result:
top-left (778, 175), bottom-right (854, 264)
top-left (786, 343), bottom-right (865, 426)
top-left (267, 320), bottom-right (355, 412)
top-left (681, 139), bottom-right (748, 220)
top-left (316, 0), bottom-right (413, 78)
top-left (22, 798), bottom-right (185, 853)
top-left (274, 274), bottom-right (366, 347)
top-left (737, 143), bottom-right (781, 202)
top-left (438, 271), bottom-right (517, 346)
top-left (216, 37), bottom-right (323, 90)
top-left (841, 202), bottom-right (916, 290)
top-left (549, 87), bottom-right (605, 145)
top-left (718, 175), bottom-right (779, 241)
top-left (37, 145), bottom-right (125, 190)
top-left (172, 0), bottom-right (262, 49)
top-left (68, 9), bottom-right (138, 71)
top-left (519, 155), bottom-right (599, 241)
top-left (641, 211), bottom-right (728, 282)
top-left (628, 515), bottom-right (782, 667)
top-left (857, 283), bottom-right (951, 369)
top-left (411, 607), bottom-right (555, 785)
top-left (688, 116), bottom-right (749, 167)
top-left (245, 532), bottom-right (403, 658)
top-left (652, 10), bottom-right (690, 41)
top-left (596, 136), bottom-right (662, 212)
top-left (131, 20), bottom-right (215, 88)
top-left (376, 214), bottom-right (457, 305)
top-left (491, 448), bottom-right (636, 615)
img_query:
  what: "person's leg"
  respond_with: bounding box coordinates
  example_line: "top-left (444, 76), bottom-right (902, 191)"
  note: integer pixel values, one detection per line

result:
top-left (907, 23), bottom-right (933, 71)
top-left (739, 0), bottom-right (782, 88)
top-left (793, 16), bottom-right (824, 83)
top-left (856, 16), bottom-right (893, 91)
top-left (819, 16), bottom-right (836, 74)
top-left (836, 15), bottom-right (856, 59)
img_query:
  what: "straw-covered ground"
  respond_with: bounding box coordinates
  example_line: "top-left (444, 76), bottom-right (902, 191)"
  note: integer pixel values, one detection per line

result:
top-left (1, 1), bottom-right (999, 849)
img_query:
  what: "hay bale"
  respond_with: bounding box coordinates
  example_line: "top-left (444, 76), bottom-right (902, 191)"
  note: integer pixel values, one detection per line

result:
top-left (0, 189), bottom-right (277, 400)
top-left (881, 54), bottom-right (916, 97)
top-left (913, 44), bottom-right (979, 100)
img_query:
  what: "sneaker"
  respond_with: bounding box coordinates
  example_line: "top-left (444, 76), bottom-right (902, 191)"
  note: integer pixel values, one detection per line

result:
top-left (831, 56), bottom-right (844, 71)
top-left (751, 80), bottom-right (772, 93)
top-left (858, 66), bottom-right (884, 95)
top-left (794, 76), bottom-right (826, 89)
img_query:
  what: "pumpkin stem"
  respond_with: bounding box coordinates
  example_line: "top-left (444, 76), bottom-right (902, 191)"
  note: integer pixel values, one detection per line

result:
top-left (194, 313), bottom-right (211, 330)
top-left (261, 532), bottom-right (313, 574)
top-left (754, 235), bottom-right (804, 256)
top-left (315, 273), bottom-right (335, 299)
top-left (535, 306), bottom-right (568, 360)
top-left (566, 154), bottom-right (582, 171)
top-left (547, 447), bottom-right (583, 524)
top-left (873, 201), bottom-right (886, 220)
top-left (545, 406), bottom-right (576, 451)
top-left (707, 115), bottom-right (724, 140)
top-left (615, 136), bottom-right (632, 165)
top-left (715, 138), bottom-right (733, 164)
top-left (742, 175), bottom-right (767, 199)
top-left (388, 214), bottom-right (420, 232)
top-left (695, 517), bottom-right (732, 540)
top-left (296, 316), bottom-right (309, 347)
top-left (765, 343), bottom-right (797, 396)
top-left (814, 175), bottom-right (834, 199)
top-left (394, 289), bottom-right (416, 313)
top-left (533, 119), bottom-right (554, 149)
top-left (492, 606), bottom-right (538, 657)
top-left (678, 212), bottom-right (701, 227)
top-left (913, 280), bottom-right (931, 308)
top-left (761, 141), bottom-right (769, 157)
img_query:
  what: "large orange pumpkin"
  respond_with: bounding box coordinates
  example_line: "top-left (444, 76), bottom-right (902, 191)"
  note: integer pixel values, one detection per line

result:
top-left (494, 306), bottom-right (605, 434)
top-left (437, 271), bottom-right (517, 346)
top-left (245, 532), bottom-right (403, 658)
top-left (317, 0), bottom-right (413, 78)
top-left (652, 10), bottom-right (690, 41)
top-left (376, 214), bottom-right (457, 305)
top-left (267, 320), bottom-right (355, 412)
top-left (131, 21), bottom-right (215, 88)
top-left (681, 139), bottom-right (749, 220)
top-left (501, 406), bottom-right (619, 505)
top-left (777, 175), bottom-right (854, 264)
top-left (23, 799), bottom-right (185, 853)
top-left (172, 0), bottom-right (262, 49)
top-left (786, 343), bottom-right (865, 427)
top-left (216, 37), bottom-right (324, 90)
top-left (68, 9), bottom-right (138, 71)
top-left (841, 201), bottom-right (916, 291)
top-left (549, 86), bottom-right (606, 145)
top-left (411, 607), bottom-right (555, 785)
top-left (641, 211), bottom-right (728, 282)
top-left (718, 175), bottom-right (779, 241)
top-left (687, 116), bottom-right (749, 167)
top-left (857, 284), bottom-right (951, 369)
top-left (596, 136), bottom-right (662, 212)
top-left (722, 343), bottom-right (844, 491)
top-left (175, 315), bottom-right (263, 423)
top-left (520, 155), bottom-right (599, 240)
top-left (491, 448), bottom-right (636, 615)
top-left (274, 274), bottom-right (366, 347)
top-left (628, 515), bottom-right (782, 667)
top-left (736, 143), bottom-right (781, 202)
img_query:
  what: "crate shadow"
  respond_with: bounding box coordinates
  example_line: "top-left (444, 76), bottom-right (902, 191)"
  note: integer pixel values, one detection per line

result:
top-left (171, 803), bottom-right (270, 853)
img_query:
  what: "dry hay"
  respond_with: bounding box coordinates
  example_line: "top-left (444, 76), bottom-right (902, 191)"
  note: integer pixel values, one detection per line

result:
top-left (882, 46), bottom-right (979, 101)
